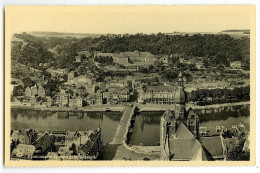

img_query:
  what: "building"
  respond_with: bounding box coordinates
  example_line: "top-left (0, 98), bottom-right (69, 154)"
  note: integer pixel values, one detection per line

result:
top-left (138, 72), bottom-right (186, 105)
top-left (196, 62), bottom-right (205, 69)
top-left (11, 144), bottom-right (36, 159)
top-left (64, 128), bottom-right (102, 160)
top-left (160, 72), bottom-right (226, 161)
top-left (69, 95), bottom-right (83, 107)
top-left (24, 83), bottom-right (46, 98)
top-left (230, 61), bottom-right (242, 69)
top-left (33, 132), bottom-right (54, 155)
top-left (158, 55), bottom-right (169, 66)
top-left (118, 88), bottom-right (130, 102)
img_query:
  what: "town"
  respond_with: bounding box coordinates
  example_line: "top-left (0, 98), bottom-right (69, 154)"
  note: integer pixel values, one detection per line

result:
top-left (10, 31), bottom-right (250, 161)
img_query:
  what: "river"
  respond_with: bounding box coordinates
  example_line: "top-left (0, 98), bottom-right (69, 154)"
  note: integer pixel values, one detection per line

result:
top-left (129, 105), bottom-right (250, 146)
top-left (11, 109), bottom-right (122, 144)
top-left (11, 104), bottom-right (250, 146)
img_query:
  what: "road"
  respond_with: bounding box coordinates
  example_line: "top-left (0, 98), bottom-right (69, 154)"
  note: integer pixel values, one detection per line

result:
top-left (109, 106), bottom-right (135, 145)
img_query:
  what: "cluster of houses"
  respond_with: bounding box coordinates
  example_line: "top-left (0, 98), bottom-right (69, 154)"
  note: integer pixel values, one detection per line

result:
top-left (11, 127), bottom-right (102, 160)
top-left (199, 122), bottom-right (248, 153)
top-left (10, 49), bottom-right (249, 108)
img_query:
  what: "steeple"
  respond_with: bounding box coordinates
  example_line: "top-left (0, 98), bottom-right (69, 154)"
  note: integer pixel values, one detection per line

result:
top-left (174, 71), bottom-right (186, 119)
top-left (187, 108), bottom-right (199, 138)
top-left (178, 71), bottom-right (184, 87)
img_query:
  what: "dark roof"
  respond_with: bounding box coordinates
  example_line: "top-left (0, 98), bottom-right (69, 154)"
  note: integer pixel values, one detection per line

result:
top-left (190, 143), bottom-right (212, 161)
top-left (199, 136), bottom-right (224, 157)
top-left (169, 138), bottom-right (197, 160)
top-left (79, 145), bottom-right (90, 155)
top-left (85, 139), bottom-right (94, 148)
top-left (175, 123), bottom-right (194, 139)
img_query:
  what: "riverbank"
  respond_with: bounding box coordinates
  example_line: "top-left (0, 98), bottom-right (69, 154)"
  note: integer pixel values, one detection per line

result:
top-left (11, 104), bottom-right (126, 112)
top-left (11, 101), bottom-right (250, 112)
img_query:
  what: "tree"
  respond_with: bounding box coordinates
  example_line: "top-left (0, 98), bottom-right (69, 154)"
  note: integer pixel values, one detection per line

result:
top-left (227, 139), bottom-right (250, 161)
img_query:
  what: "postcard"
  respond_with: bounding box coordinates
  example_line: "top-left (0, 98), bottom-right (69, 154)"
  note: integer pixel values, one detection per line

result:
top-left (4, 5), bottom-right (256, 166)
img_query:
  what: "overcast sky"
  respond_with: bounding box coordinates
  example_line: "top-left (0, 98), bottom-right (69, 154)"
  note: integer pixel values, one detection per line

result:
top-left (6, 6), bottom-right (253, 34)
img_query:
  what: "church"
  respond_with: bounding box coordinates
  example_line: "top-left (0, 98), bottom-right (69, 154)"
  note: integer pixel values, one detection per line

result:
top-left (160, 72), bottom-right (226, 161)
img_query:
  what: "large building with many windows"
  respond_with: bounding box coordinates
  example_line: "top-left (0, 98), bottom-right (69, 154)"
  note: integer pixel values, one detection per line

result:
top-left (138, 72), bottom-right (187, 105)
top-left (160, 72), bottom-right (226, 161)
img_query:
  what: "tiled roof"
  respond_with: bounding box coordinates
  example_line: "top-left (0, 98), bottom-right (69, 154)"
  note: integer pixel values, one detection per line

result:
top-left (190, 144), bottom-right (210, 161)
top-left (175, 123), bottom-right (194, 139)
top-left (199, 136), bottom-right (224, 157)
top-left (169, 138), bottom-right (196, 160)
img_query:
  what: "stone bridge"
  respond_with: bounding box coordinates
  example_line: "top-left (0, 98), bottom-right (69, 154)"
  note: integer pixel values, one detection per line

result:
top-left (110, 105), bottom-right (136, 145)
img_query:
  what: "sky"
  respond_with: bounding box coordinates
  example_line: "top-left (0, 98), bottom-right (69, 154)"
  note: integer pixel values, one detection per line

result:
top-left (6, 5), bottom-right (254, 34)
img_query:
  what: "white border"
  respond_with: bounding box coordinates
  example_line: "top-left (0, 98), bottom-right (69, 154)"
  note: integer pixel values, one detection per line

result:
top-left (0, 0), bottom-right (259, 172)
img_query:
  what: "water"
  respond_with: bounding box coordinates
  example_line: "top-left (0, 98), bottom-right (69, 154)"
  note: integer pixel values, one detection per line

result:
top-left (11, 109), bottom-right (122, 144)
top-left (11, 105), bottom-right (250, 146)
top-left (129, 105), bottom-right (250, 146)
top-left (128, 111), bottom-right (163, 146)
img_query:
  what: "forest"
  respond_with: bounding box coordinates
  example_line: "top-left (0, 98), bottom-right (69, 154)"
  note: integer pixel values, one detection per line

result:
top-left (189, 86), bottom-right (250, 105)
top-left (11, 32), bottom-right (250, 71)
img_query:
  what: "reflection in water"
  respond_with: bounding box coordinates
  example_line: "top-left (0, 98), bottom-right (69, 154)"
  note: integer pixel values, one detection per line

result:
top-left (199, 105), bottom-right (250, 130)
top-left (129, 105), bottom-right (250, 146)
top-left (11, 109), bottom-right (122, 144)
top-left (129, 111), bottom-right (163, 146)
top-left (11, 105), bottom-right (250, 146)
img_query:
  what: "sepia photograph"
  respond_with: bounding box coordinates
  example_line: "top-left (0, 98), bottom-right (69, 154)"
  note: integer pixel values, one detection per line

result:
top-left (4, 5), bottom-right (256, 166)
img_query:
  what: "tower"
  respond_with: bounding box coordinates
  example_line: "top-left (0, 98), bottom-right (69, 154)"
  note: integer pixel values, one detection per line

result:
top-left (164, 109), bottom-right (177, 135)
top-left (174, 72), bottom-right (186, 119)
top-left (187, 108), bottom-right (199, 137)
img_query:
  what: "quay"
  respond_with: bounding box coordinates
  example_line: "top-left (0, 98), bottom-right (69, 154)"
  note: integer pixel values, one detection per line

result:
top-left (110, 105), bottom-right (136, 145)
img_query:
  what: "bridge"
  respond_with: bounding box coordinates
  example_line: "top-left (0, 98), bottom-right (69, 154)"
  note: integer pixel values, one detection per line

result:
top-left (110, 105), bottom-right (136, 145)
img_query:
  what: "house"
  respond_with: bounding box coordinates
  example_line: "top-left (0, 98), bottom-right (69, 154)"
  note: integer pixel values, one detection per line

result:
top-left (18, 129), bottom-right (38, 145)
top-left (47, 152), bottom-right (59, 160)
top-left (77, 128), bottom-right (102, 160)
top-left (55, 90), bottom-right (69, 107)
top-left (11, 78), bottom-right (24, 88)
top-left (230, 61), bottom-right (242, 69)
top-left (118, 88), bottom-right (130, 102)
top-left (58, 146), bottom-right (73, 156)
top-left (64, 128), bottom-right (102, 160)
top-left (12, 85), bottom-right (24, 97)
top-left (46, 96), bottom-right (52, 107)
top-left (86, 95), bottom-right (94, 106)
top-left (11, 144), bottom-right (35, 159)
top-left (33, 132), bottom-right (54, 154)
top-left (96, 90), bottom-right (103, 105)
top-left (75, 55), bottom-right (82, 63)
top-left (158, 55), bottom-right (169, 66)
top-left (196, 62), bottom-right (205, 69)
top-left (69, 95), bottom-right (83, 107)
top-left (24, 83), bottom-right (47, 98)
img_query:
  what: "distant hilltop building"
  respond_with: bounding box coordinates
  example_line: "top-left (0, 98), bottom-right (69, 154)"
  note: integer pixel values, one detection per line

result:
top-left (230, 61), bottom-right (242, 69)
top-left (160, 72), bottom-right (226, 161)
top-left (94, 51), bottom-right (157, 66)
